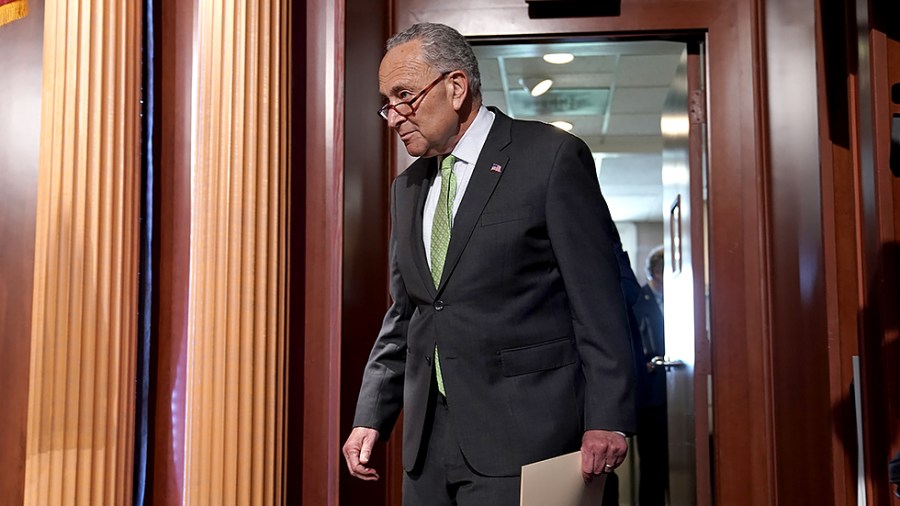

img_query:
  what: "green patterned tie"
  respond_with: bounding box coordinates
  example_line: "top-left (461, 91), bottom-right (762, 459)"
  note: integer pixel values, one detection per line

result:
top-left (431, 154), bottom-right (456, 396)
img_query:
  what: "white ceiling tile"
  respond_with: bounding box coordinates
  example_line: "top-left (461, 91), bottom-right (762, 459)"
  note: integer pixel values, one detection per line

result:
top-left (605, 114), bottom-right (661, 136)
top-left (609, 87), bottom-right (670, 114)
top-left (615, 54), bottom-right (682, 87)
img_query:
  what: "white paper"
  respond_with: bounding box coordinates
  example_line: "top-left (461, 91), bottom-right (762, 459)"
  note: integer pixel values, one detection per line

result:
top-left (520, 451), bottom-right (607, 506)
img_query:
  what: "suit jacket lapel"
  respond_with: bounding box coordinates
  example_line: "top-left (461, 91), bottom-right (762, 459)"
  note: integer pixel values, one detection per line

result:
top-left (437, 108), bottom-right (512, 293)
top-left (411, 158), bottom-right (438, 299)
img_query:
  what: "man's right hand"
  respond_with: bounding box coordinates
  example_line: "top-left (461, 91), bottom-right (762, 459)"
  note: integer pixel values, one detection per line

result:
top-left (342, 427), bottom-right (381, 481)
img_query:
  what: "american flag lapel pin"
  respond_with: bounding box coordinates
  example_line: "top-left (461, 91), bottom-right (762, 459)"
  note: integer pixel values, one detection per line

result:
top-left (490, 163), bottom-right (503, 173)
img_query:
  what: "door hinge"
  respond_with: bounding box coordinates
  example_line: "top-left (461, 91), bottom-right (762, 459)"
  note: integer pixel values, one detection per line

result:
top-left (689, 89), bottom-right (706, 124)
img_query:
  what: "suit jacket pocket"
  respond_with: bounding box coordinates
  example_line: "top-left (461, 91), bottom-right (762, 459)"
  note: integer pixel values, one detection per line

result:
top-left (499, 336), bottom-right (577, 377)
top-left (480, 205), bottom-right (532, 227)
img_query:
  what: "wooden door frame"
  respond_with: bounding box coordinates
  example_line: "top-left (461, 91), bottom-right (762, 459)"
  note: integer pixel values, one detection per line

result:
top-left (686, 44), bottom-right (713, 506)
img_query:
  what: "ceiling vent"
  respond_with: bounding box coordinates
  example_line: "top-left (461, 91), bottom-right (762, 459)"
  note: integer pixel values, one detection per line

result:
top-left (508, 87), bottom-right (610, 118)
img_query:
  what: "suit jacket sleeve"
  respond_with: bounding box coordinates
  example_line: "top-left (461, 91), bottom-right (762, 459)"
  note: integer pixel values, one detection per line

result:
top-left (351, 179), bottom-right (412, 439)
top-left (545, 134), bottom-right (637, 434)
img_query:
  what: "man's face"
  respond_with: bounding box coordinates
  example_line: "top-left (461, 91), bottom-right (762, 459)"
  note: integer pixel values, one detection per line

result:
top-left (379, 40), bottom-right (459, 158)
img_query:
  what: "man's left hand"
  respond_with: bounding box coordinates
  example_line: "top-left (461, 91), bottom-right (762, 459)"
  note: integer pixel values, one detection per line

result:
top-left (580, 430), bottom-right (628, 481)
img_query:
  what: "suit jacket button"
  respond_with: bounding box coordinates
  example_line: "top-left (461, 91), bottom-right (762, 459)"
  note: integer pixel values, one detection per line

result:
top-left (425, 355), bottom-right (432, 365)
top-left (434, 300), bottom-right (444, 311)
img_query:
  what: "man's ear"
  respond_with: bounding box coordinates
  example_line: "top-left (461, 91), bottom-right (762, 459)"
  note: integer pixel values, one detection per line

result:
top-left (448, 71), bottom-right (470, 111)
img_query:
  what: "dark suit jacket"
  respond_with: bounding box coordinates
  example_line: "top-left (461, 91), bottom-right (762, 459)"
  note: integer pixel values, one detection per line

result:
top-left (631, 284), bottom-right (667, 408)
top-left (352, 107), bottom-right (636, 477)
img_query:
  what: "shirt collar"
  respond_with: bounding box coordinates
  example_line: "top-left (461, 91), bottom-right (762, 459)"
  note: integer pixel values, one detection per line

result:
top-left (448, 105), bottom-right (494, 165)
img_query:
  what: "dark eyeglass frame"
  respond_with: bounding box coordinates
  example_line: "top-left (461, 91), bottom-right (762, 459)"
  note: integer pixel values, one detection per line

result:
top-left (378, 72), bottom-right (449, 121)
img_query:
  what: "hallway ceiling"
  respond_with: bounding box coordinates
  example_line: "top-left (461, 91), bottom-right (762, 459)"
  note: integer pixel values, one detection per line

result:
top-left (473, 41), bottom-right (683, 222)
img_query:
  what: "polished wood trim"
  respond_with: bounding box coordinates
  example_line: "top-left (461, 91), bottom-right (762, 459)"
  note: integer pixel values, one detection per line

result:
top-left (153, 0), bottom-right (195, 503)
top-left (706, 3), bottom-right (776, 503)
top-left (340, 0), bottom-right (392, 504)
top-left (303, 1), bottom-right (345, 505)
top-left (816, 0), bottom-right (861, 503)
top-left (761, 0), bottom-right (836, 503)
top-left (686, 47), bottom-right (713, 506)
top-left (285, 1), bottom-right (305, 503)
top-left (0, 0), bottom-right (43, 503)
top-left (182, 1), bottom-right (289, 503)
top-left (857, 13), bottom-right (900, 502)
top-left (810, 0), bottom-right (900, 501)
top-left (886, 33), bottom-right (900, 468)
top-left (25, 1), bottom-right (142, 503)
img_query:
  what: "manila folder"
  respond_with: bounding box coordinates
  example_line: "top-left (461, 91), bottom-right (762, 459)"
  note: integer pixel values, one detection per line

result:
top-left (520, 451), bottom-right (606, 506)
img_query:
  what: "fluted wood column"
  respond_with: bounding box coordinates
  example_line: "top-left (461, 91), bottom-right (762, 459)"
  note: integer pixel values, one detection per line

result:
top-left (183, 1), bottom-right (289, 504)
top-left (24, 1), bottom-right (142, 505)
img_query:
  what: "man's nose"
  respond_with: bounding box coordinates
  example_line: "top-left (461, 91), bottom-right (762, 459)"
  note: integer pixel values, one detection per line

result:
top-left (386, 108), bottom-right (404, 128)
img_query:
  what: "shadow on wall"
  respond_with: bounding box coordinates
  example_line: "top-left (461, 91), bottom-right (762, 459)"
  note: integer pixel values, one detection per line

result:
top-left (832, 241), bottom-right (900, 501)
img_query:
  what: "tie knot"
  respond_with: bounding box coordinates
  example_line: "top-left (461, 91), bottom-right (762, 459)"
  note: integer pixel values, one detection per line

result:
top-left (441, 154), bottom-right (456, 174)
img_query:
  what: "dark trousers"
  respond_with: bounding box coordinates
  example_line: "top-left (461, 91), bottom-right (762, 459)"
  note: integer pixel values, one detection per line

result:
top-left (637, 405), bottom-right (669, 506)
top-left (602, 471), bottom-right (619, 506)
top-left (403, 392), bottom-right (520, 506)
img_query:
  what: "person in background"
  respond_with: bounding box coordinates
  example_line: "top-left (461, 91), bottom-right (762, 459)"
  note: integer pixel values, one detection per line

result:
top-left (631, 245), bottom-right (669, 505)
top-left (342, 22), bottom-right (636, 505)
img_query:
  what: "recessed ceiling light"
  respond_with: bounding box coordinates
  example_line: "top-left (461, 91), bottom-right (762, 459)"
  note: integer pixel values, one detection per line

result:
top-left (530, 78), bottom-right (553, 97)
top-left (550, 121), bottom-right (573, 131)
top-left (543, 53), bottom-right (575, 64)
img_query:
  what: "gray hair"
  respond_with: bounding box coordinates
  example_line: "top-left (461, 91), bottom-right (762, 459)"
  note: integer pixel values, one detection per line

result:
top-left (386, 23), bottom-right (482, 101)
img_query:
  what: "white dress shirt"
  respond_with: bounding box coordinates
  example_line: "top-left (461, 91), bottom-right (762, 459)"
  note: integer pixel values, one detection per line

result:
top-left (423, 105), bottom-right (495, 269)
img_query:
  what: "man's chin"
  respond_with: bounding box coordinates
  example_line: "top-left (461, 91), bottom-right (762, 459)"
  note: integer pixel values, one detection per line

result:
top-left (401, 140), bottom-right (427, 158)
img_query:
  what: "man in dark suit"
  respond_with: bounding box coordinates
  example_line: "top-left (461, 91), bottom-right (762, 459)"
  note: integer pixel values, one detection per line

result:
top-left (342, 22), bottom-right (636, 505)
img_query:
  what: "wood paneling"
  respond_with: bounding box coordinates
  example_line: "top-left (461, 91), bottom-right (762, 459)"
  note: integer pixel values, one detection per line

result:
top-left (887, 31), bottom-right (900, 476)
top-left (854, 0), bottom-right (900, 501)
top-left (817, 0), bottom-right (862, 504)
top-left (0, 0), bottom-right (43, 503)
top-left (690, 4), bottom-right (776, 503)
top-left (24, 1), bottom-right (142, 504)
top-left (813, 0), bottom-right (900, 503)
top-left (182, 1), bottom-right (289, 503)
top-left (763, 0), bottom-right (835, 503)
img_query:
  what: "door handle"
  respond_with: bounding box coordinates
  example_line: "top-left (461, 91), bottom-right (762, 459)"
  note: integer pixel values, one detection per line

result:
top-left (651, 356), bottom-right (686, 369)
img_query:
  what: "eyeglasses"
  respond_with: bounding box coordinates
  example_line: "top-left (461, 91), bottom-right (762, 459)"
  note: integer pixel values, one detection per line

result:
top-left (378, 73), bottom-right (449, 121)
